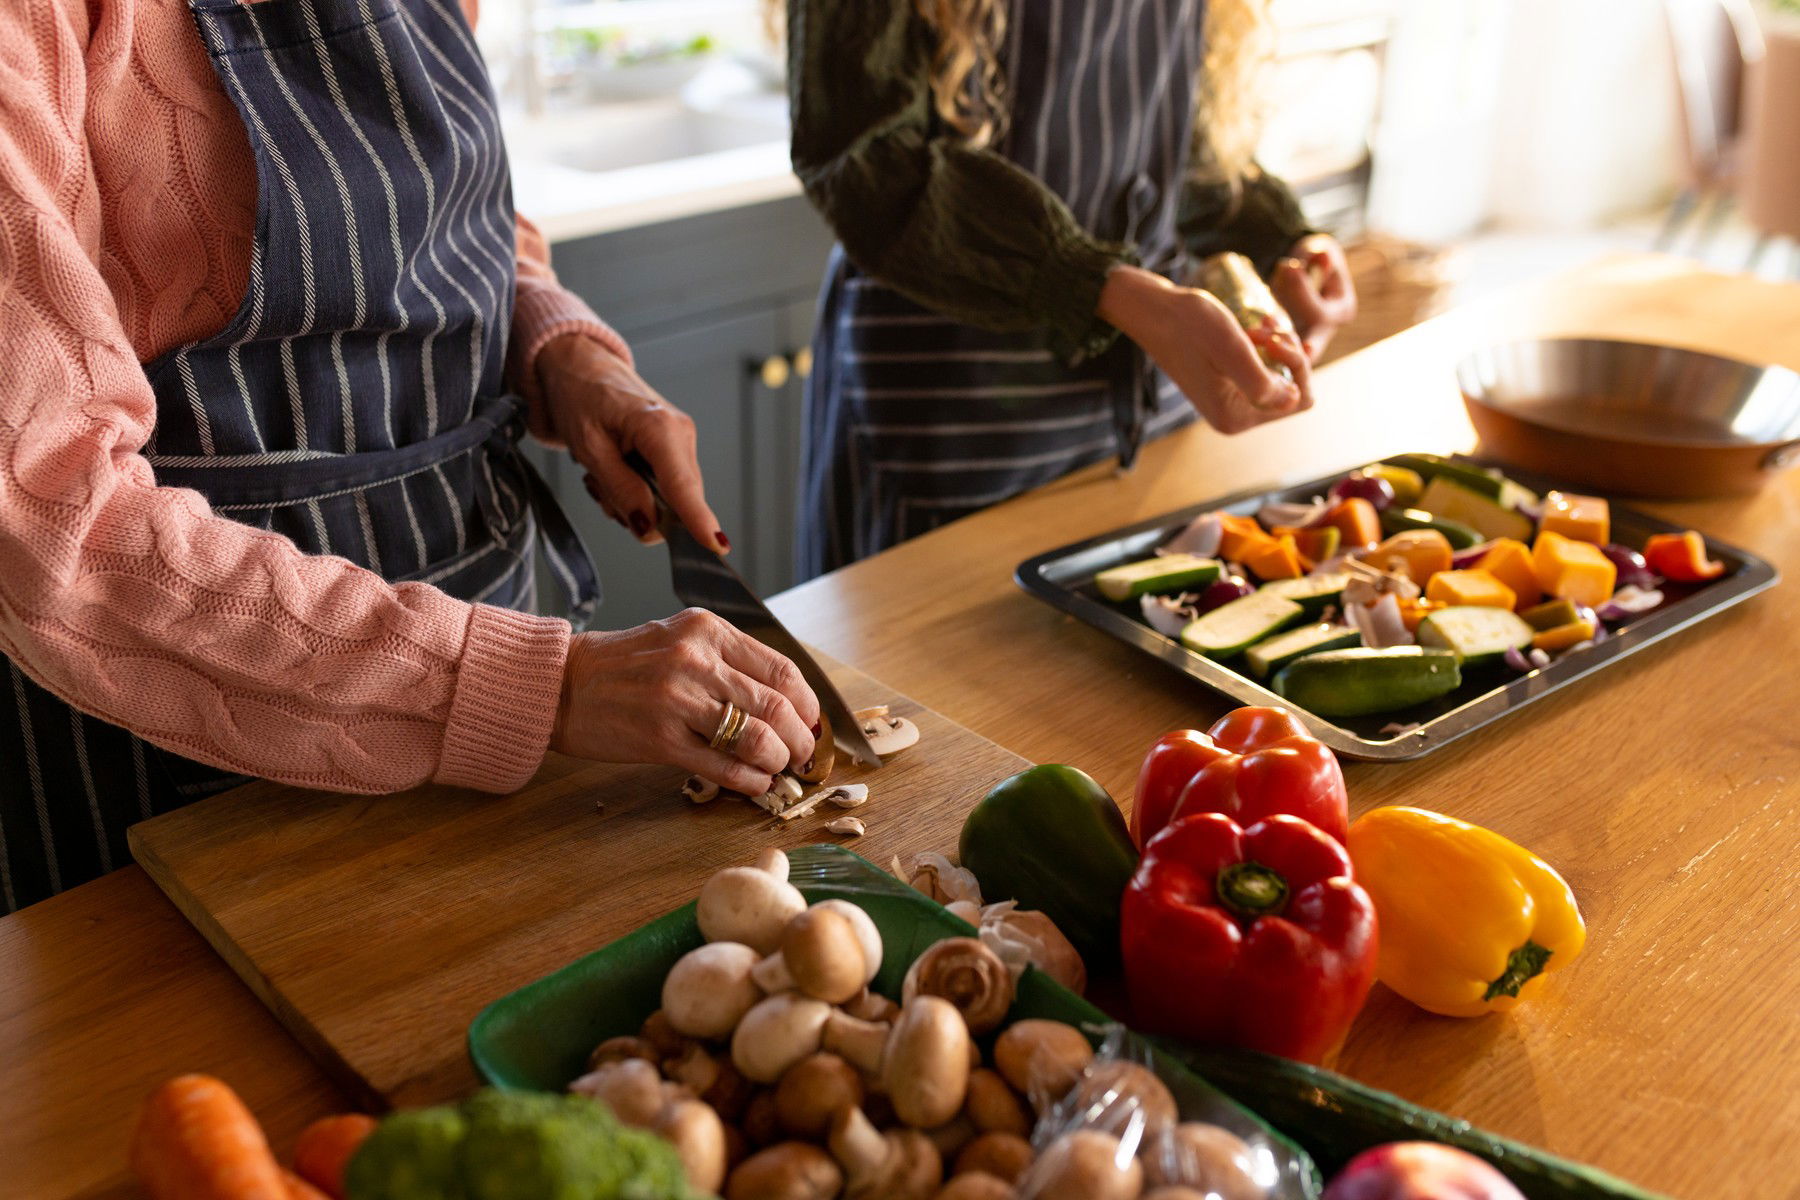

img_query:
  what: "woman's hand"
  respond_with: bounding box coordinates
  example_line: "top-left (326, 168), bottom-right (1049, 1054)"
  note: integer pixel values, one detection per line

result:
top-left (1099, 266), bottom-right (1313, 435)
top-left (551, 609), bottom-right (822, 797)
top-left (1271, 234), bottom-right (1357, 361)
top-left (536, 333), bottom-right (728, 552)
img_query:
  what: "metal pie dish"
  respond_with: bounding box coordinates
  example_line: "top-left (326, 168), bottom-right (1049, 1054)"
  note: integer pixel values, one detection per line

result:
top-left (1015, 458), bottom-right (1778, 761)
top-left (1457, 338), bottom-right (1800, 498)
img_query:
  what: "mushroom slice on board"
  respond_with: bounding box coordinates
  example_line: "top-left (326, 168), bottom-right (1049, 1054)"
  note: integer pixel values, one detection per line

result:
top-left (749, 774), bottom-right (807, 815)
top-left (817, 784), bottom-right (869, 809)
top-left (681, 776), bottom-right (721, 804)
top-left (854, 706), bottom-right (921, 755)
top-left (825, 816), bottom-right (866, 837)
top-left (792, 712), bottom-right (837, 785)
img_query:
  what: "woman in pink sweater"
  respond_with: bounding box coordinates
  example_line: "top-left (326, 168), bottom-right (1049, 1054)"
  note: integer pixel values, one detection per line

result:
top-left (0, 0), bottom-right (819, 911)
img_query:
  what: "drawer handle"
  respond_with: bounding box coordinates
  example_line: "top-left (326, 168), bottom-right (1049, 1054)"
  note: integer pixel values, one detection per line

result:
top-left (758, 354), bottom-right (791, 390)
top-left (792, 347), bottom-right (813, 380)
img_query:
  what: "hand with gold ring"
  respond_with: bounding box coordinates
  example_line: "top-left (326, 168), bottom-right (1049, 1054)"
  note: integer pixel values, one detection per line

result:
top-left (550, 609), bottom-right (821, 796)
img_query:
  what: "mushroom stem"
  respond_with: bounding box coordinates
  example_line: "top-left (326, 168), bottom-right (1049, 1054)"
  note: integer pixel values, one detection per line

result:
top-left (827, 1105), bottom-right (889, 1181)
top-left (822, 1010), bottom-right (891, 1076)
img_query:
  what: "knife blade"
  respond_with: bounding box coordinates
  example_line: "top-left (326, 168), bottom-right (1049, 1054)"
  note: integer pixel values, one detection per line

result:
top-left (625, 456), bottom-right (882, 767)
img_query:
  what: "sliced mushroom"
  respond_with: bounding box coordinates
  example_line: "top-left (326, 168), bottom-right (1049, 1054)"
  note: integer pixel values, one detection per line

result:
top-left (992, 1020), bottom-right (1093, 1109)
top-left (829, 1105), bottom-right (945, 1200)
top-left (811, 900), bottom-right (884, 983)
top-left (568, 1058), bottom-right (664, 1127)
top-left (774, 1052), bottom-right (865, 1140)
top-left (751, 907), bottom-right (868, 1004)
top-left (884, 996), bottom-right (973, 1129)
top-left (855, 706), bottom-right (921, 756)
top-left (682, 775), bottom-right (721, 803)
top-left (1067, 1060), bottom-right (1179, 1138)
top-left (725, 1142), bottom-right (844, 1200)
top-left (822, 1009), bottom-right (891, 1076)
top-left (1141, 1123), bottom-right (1267, 1200)
top-left (586, 1035), bottom-right (658, 1071)
top-left (793, 712), bottom-right (837, 785)
top-left (1026, 1130), bottom-right (1143, 1200)
top-left (664, 941), bottom-right (764, 1038)
top-left (826, 816), bottom-right (867, 837)
top-left (954, 1132), bottom-right (1034, 1183)
top-left (732, 994), bottom-right (833, 1084)
top-left (698, 860), bottom-right (808, 954)
top-left (822, 784), bottom-right (870, 808)
top-left (963, 1069), bottom-right (1031, 1137)
top-left (902, 938), bottom-right (1014, 1035)
top-left (938, 1172), bottom-right (1018, 1200)
top-left (751, 774), bottom-right (809, 816)
top-left (656, 1098), bottom-right (729, 1194)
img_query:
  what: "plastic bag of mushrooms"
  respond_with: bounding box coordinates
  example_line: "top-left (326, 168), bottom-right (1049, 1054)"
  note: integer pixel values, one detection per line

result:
top-left (567, 849), bottom-right (1312, 1200)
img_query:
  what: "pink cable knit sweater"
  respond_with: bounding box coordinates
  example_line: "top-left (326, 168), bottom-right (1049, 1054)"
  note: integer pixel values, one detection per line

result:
top-left (0, 0), bottom-right (630, 795)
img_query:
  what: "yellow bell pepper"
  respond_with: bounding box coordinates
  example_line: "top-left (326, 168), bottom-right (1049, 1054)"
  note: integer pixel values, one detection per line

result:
top-left (1346, 807), bottom-right (1585, 1017)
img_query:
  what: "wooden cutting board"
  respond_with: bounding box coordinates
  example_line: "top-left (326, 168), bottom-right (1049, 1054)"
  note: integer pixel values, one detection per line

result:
top-left (129, 658), bottom-right (1031, 1111)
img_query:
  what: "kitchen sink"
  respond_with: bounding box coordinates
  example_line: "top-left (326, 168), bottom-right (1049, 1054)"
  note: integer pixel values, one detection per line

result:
top-left (507, 96), bottom-right (789, 176)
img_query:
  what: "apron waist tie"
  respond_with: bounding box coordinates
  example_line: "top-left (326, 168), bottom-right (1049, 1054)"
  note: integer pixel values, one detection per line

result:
top-left (148, 393), bottom-right (601, 624)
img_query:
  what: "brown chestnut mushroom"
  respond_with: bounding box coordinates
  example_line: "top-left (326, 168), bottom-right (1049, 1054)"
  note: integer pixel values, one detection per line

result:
top-left (884, 996), bottom-right (973, 1129)
top-left (937, 1172), bottom-right (1017, 1200)
top-left (829, 1105), bottom-right (945, 1200)
top-left (1141, 1190), bottom-right (1214, 1200)
top-left (964, 1069), bottom-right (1030, 1137)
top-left (924, 1114), bottom-right (978, 1161)
top-left (664, 941), bottom-right (764, 1038)
top-left (793, 713), bottom-right (837, 784)
top-left (656, 1098), bottom-right (728, 1194)
top-left (811, 899), bottom-right (884, 984)
top-left (1141, 1122), bottom-right (1267, 1200)
top-left (1027, 1130), bottom-right (1143, 1200)
top-left (586, 1035), bottom-right (658, 1071)
top-left (742, 1090), bottom-right (782, 1149)
top-left (774, 1052), bottom-right (866, 1140)
top-left (752, 907), bottom-right (868, 1004)
top-left (992, 1020), bottom-right (1093, 1109)
top-left (954, 1132), bottom-right (1033, 1183)
top-left (567, 1058), bottom-right (664, 1127)
top-left (902, 938), bottom-right (1014, 1035)
top-left (1067, 1060), bottom-right (1178, 1138)
top-left (699, 858), bottom-right (808, 954)
top-left (724, 1123), bottom-right (751, 1171)
top-left (733, 994), bottom-right (833, 1084)
top-left (640, 1009), bottom-right (690, 1059)
top-left (725, 1142), bottom-right (844, 1200)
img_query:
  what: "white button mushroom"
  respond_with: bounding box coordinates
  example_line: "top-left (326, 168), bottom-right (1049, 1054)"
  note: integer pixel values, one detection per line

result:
top-left (750, 907), bottom-right (868, 1004)
top-left (567, 1058), bottom-right (665, 1127)
top-left (698, 860), bottom-right (808, 955)
top-left (731, 994), bottom-right (833, 1084)
top-left (883, 995), bottom-right (973, 1130)
top-left (662, 942), bottom-right (764, 1039)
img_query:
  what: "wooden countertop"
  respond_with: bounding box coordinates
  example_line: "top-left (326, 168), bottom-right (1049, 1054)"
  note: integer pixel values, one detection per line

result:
top-left (5, 255), bottom-right (1797, 1197)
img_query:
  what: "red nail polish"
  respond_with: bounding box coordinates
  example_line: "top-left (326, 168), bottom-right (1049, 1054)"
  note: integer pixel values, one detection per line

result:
top-left (715, 531), bottom-right (731, 551)
top-left (629, 512), bottom-right (651, 538)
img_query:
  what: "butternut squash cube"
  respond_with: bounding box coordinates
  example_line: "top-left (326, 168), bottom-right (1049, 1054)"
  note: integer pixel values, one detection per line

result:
top-left (1474, 538), bottom-right (1542, 609)
top-left (1243, 533), bottom-right (1305, 581)
top-left (1425, 569), bottom-right (1517, 610)
top-left (1532, 618), bottom-right (1598, 652)
top-left (1532, 531), bottom-right (1617, 608)
top-left (1539, 491), bottom-right (1610, 545)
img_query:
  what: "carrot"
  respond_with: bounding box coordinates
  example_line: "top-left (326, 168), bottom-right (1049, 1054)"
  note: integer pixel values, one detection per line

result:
top-left (129, 1074), bottom-right (288, 1200)
top-left (283, 1168), bottom-right (334, 1200)
top-left (292, 1113), bottom-right (378, 1200)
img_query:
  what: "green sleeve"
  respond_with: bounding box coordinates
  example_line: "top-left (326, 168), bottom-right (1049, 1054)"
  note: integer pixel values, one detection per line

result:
top-left (786, 0), bottom-right (1133, 363)
top-left (1178, 118), bottom-right (1314, 277)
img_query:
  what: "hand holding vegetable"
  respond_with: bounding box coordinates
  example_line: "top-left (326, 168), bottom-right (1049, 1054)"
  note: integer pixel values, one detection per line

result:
top-left (1347, 807), bottom-right (1585, 1017)
top-left (1122, 812), bottom-right (1378, 1063)
top-left (1132, 707), bottom-right (1349, 847)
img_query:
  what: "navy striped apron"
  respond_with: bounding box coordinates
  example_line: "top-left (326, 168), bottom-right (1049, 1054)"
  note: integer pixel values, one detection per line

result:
top-left (799, 0), bottom-right (1208, 577)
top-left (0, 0), bottom-right (597, 912)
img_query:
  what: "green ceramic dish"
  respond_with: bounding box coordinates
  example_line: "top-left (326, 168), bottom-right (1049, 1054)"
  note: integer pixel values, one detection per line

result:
top-left (468, 845), bottom-right (1666, 1200)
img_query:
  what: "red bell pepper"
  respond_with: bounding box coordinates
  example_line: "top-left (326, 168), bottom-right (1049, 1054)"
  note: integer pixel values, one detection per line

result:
top-left (1121, 812), bottom-right (1378, 1063)
top-left (1132, 707), bottom-right (1348, 848)
top-left (1642, 530), bottom-right (1725, 583)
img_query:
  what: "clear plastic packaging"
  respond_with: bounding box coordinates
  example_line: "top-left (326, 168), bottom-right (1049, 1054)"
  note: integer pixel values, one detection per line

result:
top-left (1013, 1025), bottom-right (1320, 1200)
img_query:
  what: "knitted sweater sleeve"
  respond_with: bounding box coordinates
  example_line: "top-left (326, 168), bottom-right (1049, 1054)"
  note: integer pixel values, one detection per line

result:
top-left (0, 0), bottom-right (568, 795)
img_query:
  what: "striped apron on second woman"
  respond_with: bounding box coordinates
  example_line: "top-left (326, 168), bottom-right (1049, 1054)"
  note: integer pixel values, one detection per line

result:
top-left (798, 0), bottom-right (1209, 578)
top-left (0, 0), bottom-right (596, 912)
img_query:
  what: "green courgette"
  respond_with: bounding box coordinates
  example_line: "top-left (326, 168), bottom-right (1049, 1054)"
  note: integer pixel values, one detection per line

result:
top-left (1382, 453), bottom-right (1509, 501)
top-left (958, 765), bottom-right (1138, 971)
top-left (1095, 554), bottom-right (1221, 602)
top-left (1379, 507), bottom-right (1484, 550)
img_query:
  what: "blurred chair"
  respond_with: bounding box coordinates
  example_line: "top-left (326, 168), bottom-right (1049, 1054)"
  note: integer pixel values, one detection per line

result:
top-left (1740, 15), bottom-right (1800, 275)
top-left (1657, 0), bottom-right (1763, 254)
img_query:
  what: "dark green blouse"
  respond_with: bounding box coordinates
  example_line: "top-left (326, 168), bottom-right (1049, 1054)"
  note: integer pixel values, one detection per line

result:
top-left (785, 0), bottom-right (1311, 363)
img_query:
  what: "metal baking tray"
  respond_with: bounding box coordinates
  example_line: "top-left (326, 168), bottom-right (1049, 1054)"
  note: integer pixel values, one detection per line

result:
top-left (1015, 457), bottom-right (1779, 760)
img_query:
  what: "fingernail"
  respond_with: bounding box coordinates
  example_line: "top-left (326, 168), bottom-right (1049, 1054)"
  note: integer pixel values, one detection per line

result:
top-left (715, 531), bottom-right (731, 552)
top-left (811, 721), bottom-right (822, 737)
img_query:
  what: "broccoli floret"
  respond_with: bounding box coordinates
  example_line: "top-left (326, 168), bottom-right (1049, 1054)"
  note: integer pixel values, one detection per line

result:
top-left (345, 1104), bottom-right (469, 1200)
top-left (346, 1089), bottom-right (697, 1200)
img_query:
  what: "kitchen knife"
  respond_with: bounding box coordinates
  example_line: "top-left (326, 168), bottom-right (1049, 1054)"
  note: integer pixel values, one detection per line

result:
top-left (625, 455), bottom-right (882, 767)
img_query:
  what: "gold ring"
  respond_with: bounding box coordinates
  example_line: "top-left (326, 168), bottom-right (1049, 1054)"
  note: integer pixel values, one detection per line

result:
top-left (710, 702), bottom-right (748, 755)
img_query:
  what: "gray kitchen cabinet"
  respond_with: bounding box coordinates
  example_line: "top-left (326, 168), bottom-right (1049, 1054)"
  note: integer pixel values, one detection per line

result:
top-left (530, 195), bottom-right (835, 630)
